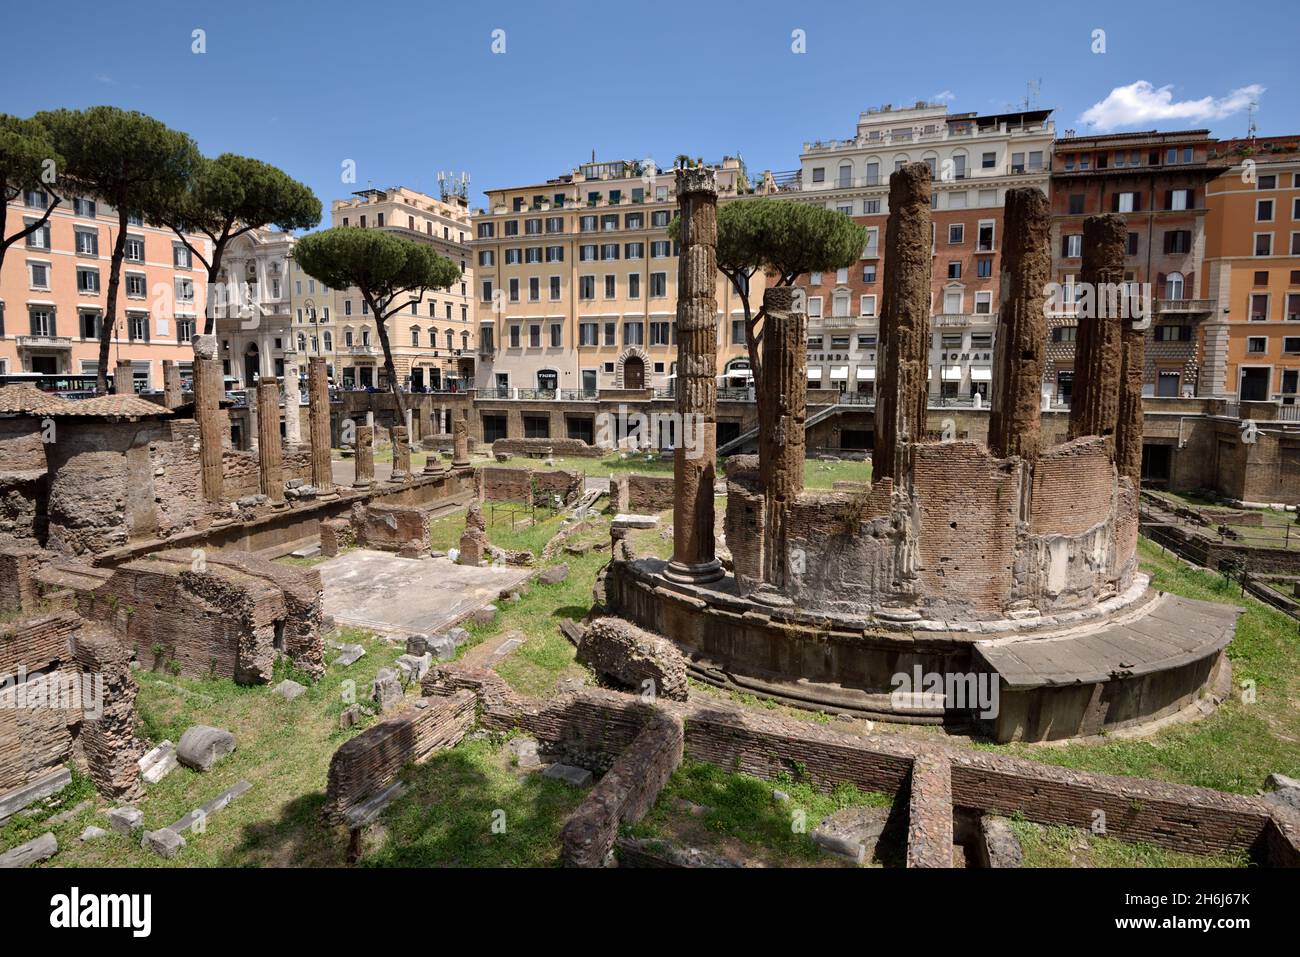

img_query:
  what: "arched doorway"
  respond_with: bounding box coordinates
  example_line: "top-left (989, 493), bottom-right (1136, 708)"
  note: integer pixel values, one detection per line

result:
top-left (623, 356), bottom-right (644, 390)
top-left (244, 343), bottom-right (260, 385)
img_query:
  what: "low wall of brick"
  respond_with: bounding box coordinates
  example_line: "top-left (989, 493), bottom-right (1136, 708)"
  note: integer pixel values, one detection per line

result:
top-left (492, 437), bottom-right (602, 458)
top-left (611, 474), bottom-right (675, 514)
top-left (426, 664), bottom-right (1300, 864)
top-left (906, 752), bottom-right (953, 868)
top-left (479, 466), bottom-right (583, 507)
top-left (559, 710), bottom-right (683, 867)
top-left (324, 690), bottom-right (476, 823)
top-left (0, 612), bottom-right (82, 796)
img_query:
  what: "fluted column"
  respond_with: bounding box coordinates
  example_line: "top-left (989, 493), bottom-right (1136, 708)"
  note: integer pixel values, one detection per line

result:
top-left (256, 378), bottom-right (284, 503)
top-left (989, 187), bottom-right (1050, 460)
top-left (452, 410), bottom-right (470, 467)
top-left (758, 286), bottom-right (807, 594)
top-left (162, 360), bottom-right (183, 410)
top-left (282, 361), bottom-right (302, 445)
top-left (390, 425), bottom-right (411, 482)
top-left (1069, 214), bottom-right (1126, 444)
top-left (193, 336), bottom-right (224, 504)
top-left (307, 357), bottom-right (333, 492)
top-left (113, 360), bottom-right (134, 395)
top-left (353, 425), bottom-right (374, 488)
top-left (665, 166), bottom-right (723, 585)
top-left (873, 163), bottom-right (933, 484)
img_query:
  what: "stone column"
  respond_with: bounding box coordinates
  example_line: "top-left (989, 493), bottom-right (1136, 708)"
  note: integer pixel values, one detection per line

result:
top-left (1069, 214), bottom-right (1127, 443)
top-left (758, 286), bottom-right (807, 594)
top-left (256, 378), bottom-right (284, 503)
top-left (873, 163), bottom-right (933, 484)
top-left (353, 426), bottom-right (374, 488)
top-left (988, 187), bottom-right (1050, 461)
top-left (665, 166), bottom-right (723, 585)
top-left (390, 425), bottom-right (411, 482)
top-left (193, 336), bottom-right (224, 504)
top-left (282, 361), bottom-right (302, 446)
top-left (452, 410), bottom-right (470, 467)
top-left (162, 360), bottom-right (183, 410)
top-left (1115, 317), bottom-right (1146, 486)
top-left (307, 356), bottom-right (333, 492)
top-left (112, 359), bottom-right (134, 395)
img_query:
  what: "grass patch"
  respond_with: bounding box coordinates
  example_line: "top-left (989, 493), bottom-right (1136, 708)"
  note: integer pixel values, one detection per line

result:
top-left (359, 736), bottom-right (584, 867)
top-left (628, 757), bottom-right (897, 866)
top-left (1008, 819), bottom-right (1249, 868)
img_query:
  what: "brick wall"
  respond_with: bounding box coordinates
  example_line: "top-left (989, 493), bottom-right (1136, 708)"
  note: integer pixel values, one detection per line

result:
top-left (0, 612), bottom-right (81, 794)
top-left (478, 466), bottom-right (582, 506)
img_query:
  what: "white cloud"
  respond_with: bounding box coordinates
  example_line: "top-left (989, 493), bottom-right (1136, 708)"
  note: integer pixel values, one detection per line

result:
top-left (93, 73), bottom-right (115, 85)
top-left (932, 90), bottom-right (956, 103)
top-left (1080, 80), bottom-right (1263, 131)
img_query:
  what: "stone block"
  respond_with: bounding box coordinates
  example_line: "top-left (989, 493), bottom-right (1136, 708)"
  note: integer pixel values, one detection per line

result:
top-left (138, 741), bottom-right (178, 785)
top-left (538, 563), bottom-right (569, 585)
top-left (331, 642), bottom-right (366, 667)
top-left (141, 828), bottom-right (185, 859)
top-left (543, 764), bottom-right (594, 788)
top-left (371, 667), bottom-right (403, 712)
top-left (812, 806), bottom-right (890, 865)
top-left (108, 806), bottom-right (144, 835)
top-left (394, 653), bottom-right (433, 684)
top-left (978, 815), bottom-right (1023, 868)
top-left (79, 826), bottom-right (108, 842)
top-left (273, 679), bottom-right (307, 701)
top-left (612, 513), bottom-right (658, 529)
top-left (0, 832), bottom-right (57, 868)
top-left (576, 617), bottom-right (688, 701)
top-left (0, 768), bottom-right (72, 824)
top-left (507, 736), bottom-right (542, 770)
top-left (177, 725), bottom-right (237, 772)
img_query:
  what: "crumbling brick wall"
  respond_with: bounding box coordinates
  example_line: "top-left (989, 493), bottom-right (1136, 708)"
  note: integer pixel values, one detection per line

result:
top-left (221, 446), bottom-right (313, 500)
top-left (323, 690), bottom-right (476, 823)
top-left (492, 437), bottom-right (601, 458)
top-left (0, 612), bottom-right (82, 795)
top-left (0, 547), bottom-right (47, 615)
top-left (559, 709), bottom-right (684, 867)
top-left (621, 474), bottom-right (675, 513)
top-left (73, 626), bottom-right (143, 801)
top-left (60, 549), bottom-right (323, 684)
top-left (479, 466), bottom-right (582, 506)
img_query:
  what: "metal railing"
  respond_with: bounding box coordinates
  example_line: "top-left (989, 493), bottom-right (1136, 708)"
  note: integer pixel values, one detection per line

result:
top-left (1157, 298), bottom-right (1215, 313)
top-left (517, 388), bottom-right (557, 400)
top-left (561, 389), bottom-right (598, 400)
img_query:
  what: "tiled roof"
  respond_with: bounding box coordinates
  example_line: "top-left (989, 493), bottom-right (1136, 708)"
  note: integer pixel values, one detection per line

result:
top-left (0, 384), bottom-right (74, 415)
top-left (54, 394), bottom-right (171, 418)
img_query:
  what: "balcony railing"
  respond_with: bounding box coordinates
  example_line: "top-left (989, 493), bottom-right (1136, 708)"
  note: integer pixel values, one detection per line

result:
top-left (16, 335), bottom-right (73, 349)
top-left (1157, 298), bottom-right (1215, 314)
top-left (475, 388), bottom-right (511, 400)
top-left (517, 388), bottom-right (557, 400)
top-left (561, 389), bottom-right (598, 400)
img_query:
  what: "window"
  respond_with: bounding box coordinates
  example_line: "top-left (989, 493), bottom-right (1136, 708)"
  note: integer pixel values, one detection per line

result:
top-left (529, 325), bottom-right (540, 348)
top-left (1126, 232), bottom-right (1139, 256)
top-left (651, 321), bottom-right (671, 345)
top-left (1250, 294), bottom-right (1269, 321)
top-left (625, 242), bottom-right (644, 260)
top-left (1068, 194), bottom-right (1085, 215)
top-left (580, 245), bottom-right (598, 262)
top-left (124, 235), bottom-right (144, 262)
top-left (579, 276), bottom-right (595, 300)
top-left (173, 244), bottom-right (191, 268)
top-left (126, 273), bottom-right (146, 298)
top-left (504, 248), bottom-right (521, 265)
top-left (75, 229), bottom-right (98, 256)
top-left (1155, 325), bottom-right (1192, 342)
top-left (29, 307), bottom-right (55, 336)
top-left (1164, 230), bottom-right (1192, 254)
top-left (807, 297), bottom-right (822, 318)
top-left (1165, 272), bottom-right (1185, 300)
top-left (477, 222), bottom-right (495, 238)
top-left (1051, 325), bottom-right (1077, 343)
top-left (943, 289), bottom-right (963, 314)
top-left (604, 322), bottom-right (616, 346)
top-left (128, 312), bottom-right (148, 342)
top-left (651, 211), bottom-right (670, 228)
top-left (604, 275), bottom-right (616, 299)
top-left (1063, 234), bottom-right (1083, 258)
top-left (1285, 338), bottom-right (1300, 355)
top-left (481, 280), bottom-right (493, 302)
top-left (947, 262), bottom-right (961, 279)
top-left (981, 151), bottom-right (996, 169)
top-left (862, 264), bottom-right (877, 283)
top-left (860, 294), bottom-right (877, 317)
top-left (545, 245), bottom-right (564, 262)
top-left (976, 258), bottom-right (992, 279)
top-left (948, 224), bottom-right (964, 244)
top-left (525, 218), bottom-right (542, 235)
top-left (974, 291), bottom-right (992, 314)
top-left (1258, 199), bottom-right (1275, 222)
top-left (601, 243), bottom-right (619, 261)
top-left (650, 240), bottom-right (670, 258)
top-left (528, 277), bottom-right (540, 302)
top-left (864, 199), bottom-right (881, 214)
top-left (508, 278), bottom-right (519, 302)
top-left (550, 324), bottom-right (562, 348)
top-left (812, 167), bottom-right (825, 183)
top-left (628, 273), bottom-right (640, 299)
top-left (580, 322), bottom-right (598, 346)
top-left (178, 317), bottom-right (195, 341)
top-left (1168, 189), bottom-right (1191, 211)
top-left (73, 197), bottom-right (96, 218)
top-left (509, 325), bottom-right (520, 348)
top-left (1247, 336), bottom-right (1267, 354)
top-left (977, 222), bottom-right (994, 252)
top-left (504, 220), bottom-right (519, 236)
top-left (77, 267), bottom-right (100, 293)
top-left (650, 273), bottom-right (667, 298)
top-left (550, 276), bottom-right (561, 301)
top-left (1288, 293), bottom-right (1300, 322)
top-left (28, 260), bottom-right (50, 289)
top-left (624, 321), bottom-right (644, 345)
top-left (1255, 233), bottom-right (1273, 256)
top-left (545, 217), bottom-right (563, 233)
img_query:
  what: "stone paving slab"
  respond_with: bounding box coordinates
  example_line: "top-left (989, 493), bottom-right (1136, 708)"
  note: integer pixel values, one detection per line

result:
top-left (318, 549), bottom-right (533, 637)
top-left (976, 594), bottom-right (1240, 689)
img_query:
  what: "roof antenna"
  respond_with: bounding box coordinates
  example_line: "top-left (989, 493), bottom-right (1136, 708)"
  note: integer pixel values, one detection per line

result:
top-left (1247, 101), bottom-right (1258, 140)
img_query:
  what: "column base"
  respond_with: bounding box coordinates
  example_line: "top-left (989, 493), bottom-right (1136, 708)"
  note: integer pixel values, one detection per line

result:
top-left (353, 480), bottom-right (373, 490)
top-left (663, 558), bottom-right (725, 586)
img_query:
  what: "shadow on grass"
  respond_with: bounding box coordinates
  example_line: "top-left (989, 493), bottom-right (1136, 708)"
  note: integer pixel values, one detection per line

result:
top-left (223, 791), bottom-right (349, 867)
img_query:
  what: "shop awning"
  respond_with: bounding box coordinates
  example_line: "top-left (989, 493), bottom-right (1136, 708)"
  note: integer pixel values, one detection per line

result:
top-left (942, 365), bottom-right (963, 381)
top-left (857, 367), bottom-right (876, 380)
top-left (830, 366), bottom-right (849, 381)
top-left (807, 368), bottom-right (823, 381)
top-left (970, 367), bottom-right (993, 382)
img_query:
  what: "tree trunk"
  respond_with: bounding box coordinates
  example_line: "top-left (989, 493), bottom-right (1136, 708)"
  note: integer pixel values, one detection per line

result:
top-left (96, 207), bottom-right (130, 394)
top-left (0, 193), bottom-right (59, 295)
top-left (372, 311), bottom-right (406, 419)
top-left (203, 258), bottom-right (221, 336)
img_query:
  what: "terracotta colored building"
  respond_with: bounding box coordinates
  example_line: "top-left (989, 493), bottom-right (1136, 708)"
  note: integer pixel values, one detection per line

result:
top-left (1046, 129), bottom-right (1219, 403)
top-left (0, 188), bottom-right (208, 391)
top-left (1202, 136), bottom-right (1300, 403)
top-left (783, 102), bottom-right (1054, 403)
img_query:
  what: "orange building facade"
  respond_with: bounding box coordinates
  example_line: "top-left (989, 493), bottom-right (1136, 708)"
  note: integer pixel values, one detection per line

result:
top-left (1202, 137), bottom-right (1300, 402)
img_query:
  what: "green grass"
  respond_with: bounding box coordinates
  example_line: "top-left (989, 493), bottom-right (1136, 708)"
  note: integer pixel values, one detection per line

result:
top-left (359, 735), bottom-right (585, 867)
top-left (987, 538), bottom-right (1300, 794)
top-left (628, 758), bottom-right (898, 867)
top-left (1008, 819), bottom-right (1249, 868)
top-left (23, 627), bottom-right (406, 867)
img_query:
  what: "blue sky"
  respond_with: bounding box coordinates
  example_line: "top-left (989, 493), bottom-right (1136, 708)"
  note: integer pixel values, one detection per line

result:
top-left (4, 0), bottom-right (1294, 228)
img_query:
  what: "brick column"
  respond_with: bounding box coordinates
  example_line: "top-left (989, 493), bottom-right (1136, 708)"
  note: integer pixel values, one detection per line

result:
top-left (665, 166), bottom-right (723, 585)
top-left (307, 356), bottom-right (333, 492)
top-left (390, 425), bottom-right (411, 482)
top-left (874, 163), bottom-right (933, 484)
top-left (256, 378), bottom-right (284, 503)
top-left (1069, 214), bottom-right (1126, 443)
top-left (112, 359), bottom-right (134, 395)
top-left (162, 360), bottom-right (183, 410)
top-left (282, 360), bottom-right (302, 446)
top-left (988, 187), bottom-right (1050, 460)
top-left (758, 286), bottom-right (807, 594)
top-left (353, 425), bottom-right (374, 488)
top-left (193, 336), bottom-right (224, 504)
top-left (452, 410), bottom-right (470, 467)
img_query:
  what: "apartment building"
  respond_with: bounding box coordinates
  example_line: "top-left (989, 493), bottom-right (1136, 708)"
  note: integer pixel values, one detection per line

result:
top-left (1046, 129), bottom-right (1219, 403)
top-left (0, 188), bottom-right (208, 390)
top-left (330, 186), bottom-right (473, 391)
top-left (1202, 136), bottom-right (1300, 403)
top-left (289, 254), bottom-right (336, 382)
top-left (209, 227), bottom-right (298, 388)
top-left (471, 157), bottom-right (758, 397)
top-left (783, 102), bottom-right (1054, 403)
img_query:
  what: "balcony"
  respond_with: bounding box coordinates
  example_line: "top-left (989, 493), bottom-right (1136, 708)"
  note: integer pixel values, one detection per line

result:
top-left (934, 313), bottom-right (995, 328)
top-left (1157, 298), bottom-right (1215, 314)
top-left (17, 335), bottom-right (72, 351)
top-left (347, 345), bottom-right (378, 356)
top-left (819, 314), bottom-right (860, 330)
